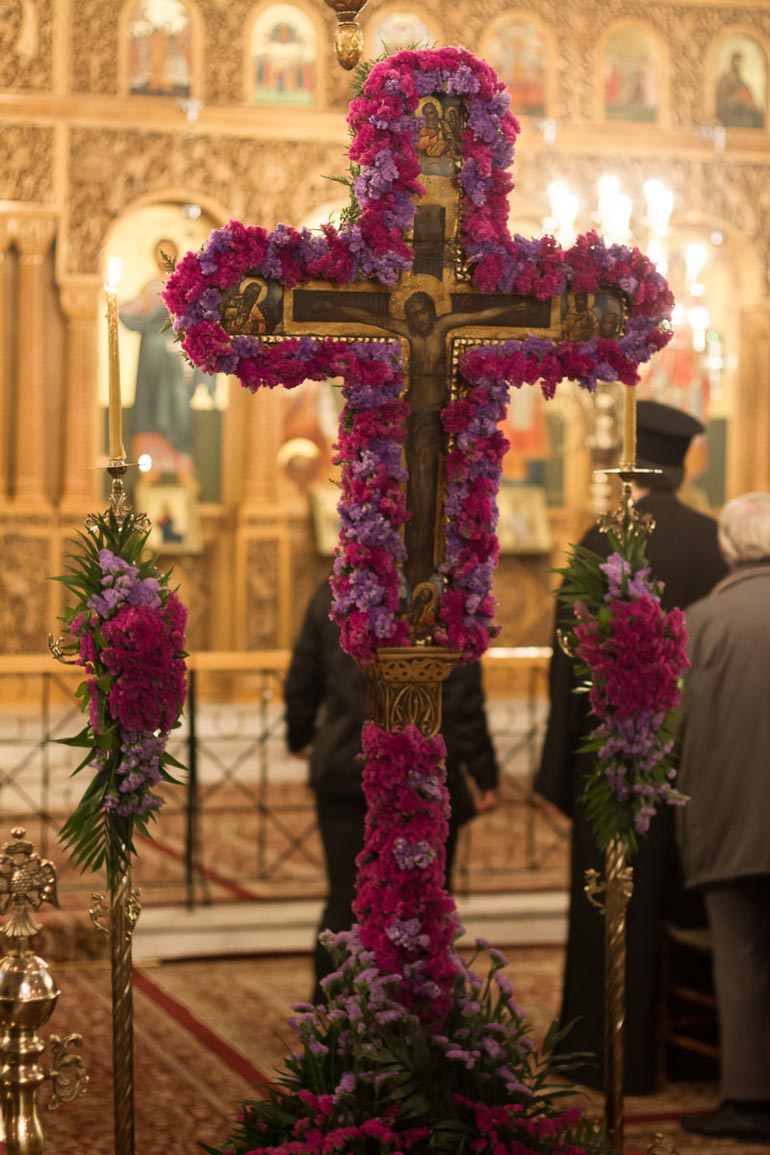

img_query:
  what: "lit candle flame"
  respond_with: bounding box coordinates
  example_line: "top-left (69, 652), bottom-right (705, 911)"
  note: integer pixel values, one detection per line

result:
top-left (107, 256), bottom-right (122, 291)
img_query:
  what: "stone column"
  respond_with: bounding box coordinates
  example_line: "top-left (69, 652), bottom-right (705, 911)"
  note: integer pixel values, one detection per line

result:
top-left (59, 279), bottom-right (102, 509)
top-left (734, 307), bottom-right (770, 496)
top-left (0, 220), bottom-right (13, 500)
top-left (12, 216), bottom-right (56, 503)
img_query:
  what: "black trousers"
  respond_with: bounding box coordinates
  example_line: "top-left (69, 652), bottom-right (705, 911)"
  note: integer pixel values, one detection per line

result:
top-left (313, 794), bottom-right (460, 1001)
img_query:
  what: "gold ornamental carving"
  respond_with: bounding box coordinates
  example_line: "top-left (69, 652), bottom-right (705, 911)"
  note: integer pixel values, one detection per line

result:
top-left (362, 646), bottom-right (461, 739)
top-left (70, 1), bottom-right (117, 95)
top-left (0, 531), bottom-right (50, 655)
top-left (332, 20), bottom-right (364, 71)
top-left (323, 0), bottom-right (369, 71)
top-left (12, 214), bottom-right (56, 259)
top-left (245, 538), bottom-right (281, 649)
top-left (0, 0), bottom-right (53, 92)
top-left (65, 128), bottom-right (345, 275)
top-left (0, 127), bottom-right (54, 204)
top-left (0, 1), bottom-right (23, 56)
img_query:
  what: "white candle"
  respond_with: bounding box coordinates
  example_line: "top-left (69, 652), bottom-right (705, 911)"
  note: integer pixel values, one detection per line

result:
top-left (622, 385), bottom-right (636, 466)
top-left (105, 257), bottom-right (125, 460)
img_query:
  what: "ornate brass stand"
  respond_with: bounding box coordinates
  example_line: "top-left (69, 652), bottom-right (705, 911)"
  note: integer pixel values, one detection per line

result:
top-left (90, 876), bottom-right (141, 1155)
top-left (583, 385), bottom-right (664, 1151)
top-left (0, 828), bottom-right (87, 1154)
top-left (586, 839), bottom-right (634, 1150)
top-left (323, 0), bottom-right (369, 70)
top-left (50, 454), bottom-right (147, 1155)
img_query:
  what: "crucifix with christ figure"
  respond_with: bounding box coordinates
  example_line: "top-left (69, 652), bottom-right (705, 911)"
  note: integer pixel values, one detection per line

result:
top-left (165, 50), bottom-right (666, 657)
top-left (216, 93), bottom-right (626, 603)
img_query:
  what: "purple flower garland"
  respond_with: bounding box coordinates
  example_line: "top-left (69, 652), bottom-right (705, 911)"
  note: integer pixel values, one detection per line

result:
top-left (163, 45), bottom-right (674, 669)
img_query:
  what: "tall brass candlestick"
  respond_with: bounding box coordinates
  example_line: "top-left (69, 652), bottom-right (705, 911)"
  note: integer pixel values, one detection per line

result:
top-left (105, 257), bottom-right (125, 461)
top-left (622, 385), bottom-right (636, 467)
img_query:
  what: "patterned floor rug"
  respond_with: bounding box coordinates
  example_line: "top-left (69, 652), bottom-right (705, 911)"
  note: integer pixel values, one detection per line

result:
top-left (29, 944), bottom-right (753, 1155)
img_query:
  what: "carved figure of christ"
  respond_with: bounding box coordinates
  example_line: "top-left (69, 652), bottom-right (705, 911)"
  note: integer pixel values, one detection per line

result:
top-left (292, 281), bottom-right (555, 591)
top-left (224, 205), bottom-right (561, 595)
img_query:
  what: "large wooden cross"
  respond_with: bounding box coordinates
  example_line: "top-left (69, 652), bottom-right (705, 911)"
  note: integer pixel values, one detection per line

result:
top-left (217, 95), bottom-right (626, 597)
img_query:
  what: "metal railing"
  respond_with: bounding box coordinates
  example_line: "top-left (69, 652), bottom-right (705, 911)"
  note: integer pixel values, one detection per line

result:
top-left (0, 650), bottom-right (568, 908)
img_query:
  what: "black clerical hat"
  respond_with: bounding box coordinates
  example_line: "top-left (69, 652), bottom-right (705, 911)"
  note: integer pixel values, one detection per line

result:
top-left (636, 399), bottom-right (704, 466)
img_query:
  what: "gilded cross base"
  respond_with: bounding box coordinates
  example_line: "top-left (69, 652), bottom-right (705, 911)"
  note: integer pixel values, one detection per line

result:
top-left (362, 646), bottom-right (461, 738)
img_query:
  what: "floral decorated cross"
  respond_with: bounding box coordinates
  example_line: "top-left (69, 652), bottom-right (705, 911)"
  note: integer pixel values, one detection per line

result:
top-left (165, 47), bottom-right (674, 1023)
top-left (164, 46), bottom-right (673, 668)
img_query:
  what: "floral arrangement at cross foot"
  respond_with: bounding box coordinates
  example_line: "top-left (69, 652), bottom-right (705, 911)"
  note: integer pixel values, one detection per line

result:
top-left (204, 718), bottom-right (609, 1155)
top-left (555, 500), bottom-right (690, 856)
top-left (162, 44), bottom-right (674, 667)
top-left (53, 509), bottom-right (187, 887)
top-left (206, 930), bottom-right (604, 1155)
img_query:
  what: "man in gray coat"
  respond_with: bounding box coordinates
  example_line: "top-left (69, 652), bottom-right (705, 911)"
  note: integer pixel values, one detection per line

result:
top-left (677, 491), bottom-right (770, 1143)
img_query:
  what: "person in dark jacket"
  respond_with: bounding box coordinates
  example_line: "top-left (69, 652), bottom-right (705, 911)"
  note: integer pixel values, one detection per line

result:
top-left (534, 400), bottom-right (728, 1095)
top-left (285, 579), bottom-right (499, 1000)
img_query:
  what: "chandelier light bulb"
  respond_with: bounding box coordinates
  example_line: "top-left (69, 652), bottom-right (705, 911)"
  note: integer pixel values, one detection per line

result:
top-left (545, 180), bottom-right (579, 247)
top-left (647, 236), bottom-right (668, 275)
top-left (689, 304), bottom-right (710, 351)
top-left (597, 173), bottom-right (620, 206)
top-left (685, 242), bottom-right (707, 287)
top-left (644, 179), bottom-right (674, 235)
top-left (596, 175), bottom-right (632, 245)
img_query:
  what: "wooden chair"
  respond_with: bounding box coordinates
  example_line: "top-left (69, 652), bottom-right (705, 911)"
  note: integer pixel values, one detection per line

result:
top-left (659, 921), bottom-right (720, 1082)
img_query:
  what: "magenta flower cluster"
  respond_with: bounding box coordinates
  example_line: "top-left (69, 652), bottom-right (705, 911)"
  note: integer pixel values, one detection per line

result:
top-left (162, 46), bottom-right (674, 667)
top-left (354, 722), bottom-right (460, 1021)
top-left (69, 548), bottom-right (187, 819)
top-left (570, 551), bottom-right (690, 839)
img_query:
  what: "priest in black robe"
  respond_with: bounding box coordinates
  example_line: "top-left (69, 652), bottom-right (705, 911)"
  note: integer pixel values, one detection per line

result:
top-left (535, 400), bottom-right (728, 1094)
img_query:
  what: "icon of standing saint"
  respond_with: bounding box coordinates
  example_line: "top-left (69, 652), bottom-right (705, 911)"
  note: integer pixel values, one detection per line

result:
top-left (416, 98), bottom-right (463, 177)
